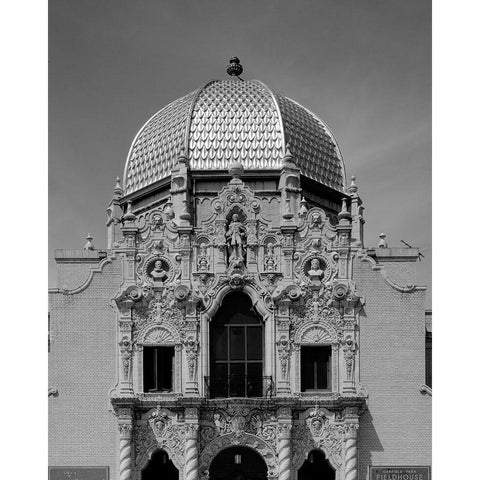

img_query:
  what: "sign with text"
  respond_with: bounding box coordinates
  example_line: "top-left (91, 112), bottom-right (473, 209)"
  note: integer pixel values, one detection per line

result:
top-left (49, 467), bottom-right (109, 480)
top-left (370, 466), bottom-right (430, 480)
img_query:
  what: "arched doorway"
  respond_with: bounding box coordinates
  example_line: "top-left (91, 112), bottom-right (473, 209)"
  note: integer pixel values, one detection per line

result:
top-left (141, 449), bottom-right (178, 480)
top-left (209, 292), bottom-right (264, 398)
top-left (298, 449), bottom-right (335, 480)
top-left (209, 446), bottom-right (268, 480)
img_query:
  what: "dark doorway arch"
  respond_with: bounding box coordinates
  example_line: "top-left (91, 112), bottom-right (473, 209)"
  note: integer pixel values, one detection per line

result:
top-left (209, 291), bottom-right (264, 398)
top-left (298, 449), bottom-right (335, 480)
top-left (141, 449), bottom-right (178, 480)
top-left (209, 446), bottom-right (268, 480)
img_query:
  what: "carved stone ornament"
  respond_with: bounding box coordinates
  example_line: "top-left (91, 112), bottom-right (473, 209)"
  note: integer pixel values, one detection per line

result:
top-left (132, 294), bottom-right (185, 343)
top-left (199, 433), bottom-right (278, 480)
top-left (342, 335), bottom-right (356, 379)
top-left (200, 407), bottom-right (279, 454)
top-left (292, 408), bottom-right (343, 472)
top-left (184, 336), bottom-right (199, 380)
top-left (119, 336), bottom-right (133, 379)
top-left (277, 335), bottom-right (291, 379)
top-left (332, 282), bottom-right (349, 300)
top-left (135, 408), bottom-right (186, 473)
top-left (295, 252), bottom-right (337, 286)
top-left (226, 213), bottom-right (247, 262)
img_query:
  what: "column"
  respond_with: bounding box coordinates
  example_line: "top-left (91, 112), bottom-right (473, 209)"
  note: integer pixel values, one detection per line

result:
top-left (118, 414), bottom-right (133, 480)
top-left (184, 408), bottom-right (199, 480)
top-left (277, 408), bottom-right (292, 480)
top-left (344, 419), bottom-right (359, 480)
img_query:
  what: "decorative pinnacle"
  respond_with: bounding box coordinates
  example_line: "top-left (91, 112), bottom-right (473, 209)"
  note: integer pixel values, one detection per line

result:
top-left (298, 197), bottom-right (308, 218)
top-left (338, 197), bottom-right (351, 219)
top-left (227, 57), bottom-right (243, 77)
top-left (378, 233), bottom-right (388, 248)
top-left (177, 148), bottom-right (190, 167)
top-left (229, 161), bottom-right (244, 180)
top-left (113, 176), bottom-right (123, 196)
top-left (123, 201), bottom-right (136, 222)
top-left (84, 233), bottom-right (95, 250)
top-left (282, 143), bottom-right (294, 164)
top-left (348, 176), bottom-right (358, 195)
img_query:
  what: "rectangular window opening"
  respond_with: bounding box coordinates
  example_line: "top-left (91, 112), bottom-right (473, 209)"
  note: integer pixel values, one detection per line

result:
top-left (143, 346), bottom-right (174, 393)
top-left (301, 345), bottom-right (332, 392)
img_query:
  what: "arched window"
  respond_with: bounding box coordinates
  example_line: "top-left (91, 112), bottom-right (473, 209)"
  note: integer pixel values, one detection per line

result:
top-left (209, 292), bottom-right (264, 398)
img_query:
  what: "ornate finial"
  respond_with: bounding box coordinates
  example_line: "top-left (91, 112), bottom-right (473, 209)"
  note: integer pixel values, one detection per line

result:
top-left (338, 197), bottom-right (350, 219)
top-left (123, 201), bottom-right (136, 222)
top-left (84, 233), bottom-right (95, 250)
top-left (298, 197), bottom-right (308, 218)
top-left (226, 57), bottom-right (243, 77)
top-left (282, 143), bottom-right (294, 165)
top-left (378, 233), bottom-right (388, 248)
top-left (163, 196), bottom-right (174, 220)
top-left (179, 199), bottom-right (191, 223)
top-left (282, 197), bottom-right (294, 220)
top-left (177, 148), bottom-right (190, 167)
top-left (228, 161), bottom-right (244, 180)
top-left (113, 176), bottom-right (123, 196)
top-left (348, 176), bottom-right (358, 195)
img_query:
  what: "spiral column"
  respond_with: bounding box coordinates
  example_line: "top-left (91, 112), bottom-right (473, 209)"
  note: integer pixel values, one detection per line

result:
top-left (344, 421), bottom-right (359, 480)
top-left (184, 424), bottom-right (199, 480)
top-left (118, 423), bottom-right (133, 480)
top-left (277, 407), bottom-right (292, 480)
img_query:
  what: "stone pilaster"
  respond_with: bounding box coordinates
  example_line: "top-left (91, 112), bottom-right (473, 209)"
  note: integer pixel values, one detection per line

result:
top-left (184, 301), bottom-right (200, 395)
top-left (276, 299), bottom-right (291, 395)
top-left (115, 303), bottom-right (134, 396)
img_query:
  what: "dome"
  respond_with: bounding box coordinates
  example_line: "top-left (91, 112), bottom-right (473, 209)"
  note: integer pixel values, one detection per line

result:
top-left (123, 79), bottom-right (346, 196)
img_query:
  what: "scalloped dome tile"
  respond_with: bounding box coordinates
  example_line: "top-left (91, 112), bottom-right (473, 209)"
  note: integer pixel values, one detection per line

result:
top-left (124, 79), bottom-right (345, 195)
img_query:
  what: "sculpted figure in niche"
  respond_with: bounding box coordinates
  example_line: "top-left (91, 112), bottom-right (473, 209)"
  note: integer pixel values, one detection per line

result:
top-left (150, 260), bottom-right (168, 284)
top-left (308, 258), bottom-right (324, 281)
top-left (226, 214), bottom-right (246, 261)
top-left (198, 242), bottom-right (210, 272)
top-left (264, 242), bottom-right (276, 272)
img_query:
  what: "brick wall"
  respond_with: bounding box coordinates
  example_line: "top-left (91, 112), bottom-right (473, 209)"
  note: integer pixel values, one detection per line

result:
top-left (48, 257), bottom-right (122, 479)
top-left (354, 256), bottom-right (431, 480)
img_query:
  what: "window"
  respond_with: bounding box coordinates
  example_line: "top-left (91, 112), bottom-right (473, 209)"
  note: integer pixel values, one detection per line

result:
top-left (209, 292), bottom-right (264, 398)
top-left (425, 330), bottom-right (432, 388)
top-left (301, 346), bottom-right (331, 391)
top-left (143, 346), bottom-right (174, 392)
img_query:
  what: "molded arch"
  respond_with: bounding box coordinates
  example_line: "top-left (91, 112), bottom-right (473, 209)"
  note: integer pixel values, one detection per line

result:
top-left (204, 283), bottom-right (271, 319)
top-left (199, 432), bottom-right (278, 478)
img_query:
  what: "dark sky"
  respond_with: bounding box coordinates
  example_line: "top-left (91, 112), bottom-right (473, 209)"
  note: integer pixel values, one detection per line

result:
top-left (49, 0), bottom-right (431, 305)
